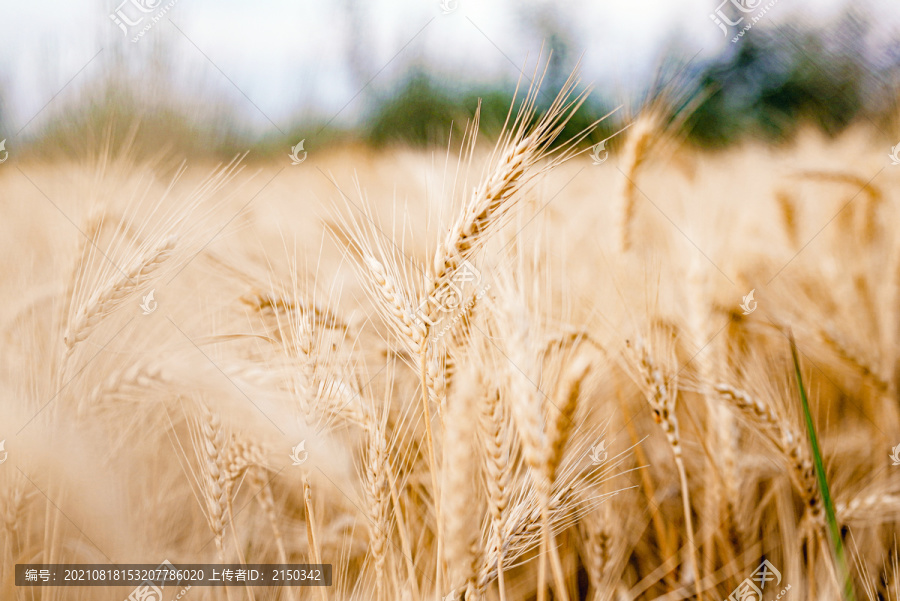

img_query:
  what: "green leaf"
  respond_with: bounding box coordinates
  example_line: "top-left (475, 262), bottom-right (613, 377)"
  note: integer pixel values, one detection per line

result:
top-left (789, 332), bottom-right (856, 601)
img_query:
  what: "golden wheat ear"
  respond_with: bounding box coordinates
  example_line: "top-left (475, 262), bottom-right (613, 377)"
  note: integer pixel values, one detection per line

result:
top-left (423, 61), bottom-right (597, 317)
top-left (624, 333), bottom-right (704, 601)
top-left (336, 59), bottom-right (598, 356)
top-left (64, 234), bottom-right (177, 350)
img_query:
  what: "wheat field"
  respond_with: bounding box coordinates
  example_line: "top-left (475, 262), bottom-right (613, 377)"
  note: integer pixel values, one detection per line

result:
top-left (2, 70), bottom-right (900, 601)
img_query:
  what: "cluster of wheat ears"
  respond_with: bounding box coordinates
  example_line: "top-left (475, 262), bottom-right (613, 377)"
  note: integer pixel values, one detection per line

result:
top-left (2, 61), bottom-right (900, 601)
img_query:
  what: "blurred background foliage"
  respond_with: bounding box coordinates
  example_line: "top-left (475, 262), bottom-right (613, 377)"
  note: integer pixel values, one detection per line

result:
top-left (1, 7), bottom-right (898, 160)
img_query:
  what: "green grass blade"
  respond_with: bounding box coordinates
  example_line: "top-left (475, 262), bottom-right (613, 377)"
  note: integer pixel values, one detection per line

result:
top-left (789, 333), bottom-right (856, 601)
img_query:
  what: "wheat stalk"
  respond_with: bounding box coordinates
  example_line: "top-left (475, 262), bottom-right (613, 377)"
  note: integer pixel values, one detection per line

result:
top-left (303, 478), bottom-right (329, 601)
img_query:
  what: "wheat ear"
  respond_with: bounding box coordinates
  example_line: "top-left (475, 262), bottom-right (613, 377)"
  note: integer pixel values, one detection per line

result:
top-left (223, 439), bottom-right (290, 570)
top-left (443, 375), bottom-right (481, 599)
top-left (64, 235), bottom-right (177, 350)
top-left (363, 405), bottom-right (391, 601)
top-left (359, 253), bottom-right (441, 560)
top-left (616, 115), bottom-right (654, 253)
top-left (422, 66), bottom-right (591, 321)
top-left (714, 383), bottom-right (822, 523)
top-left (385, 457), bottom-right (420, 599)
top-left (505, 319), bottom-right (570, 601)
top-left (794, 169), bottom-right (883, 243)
top-left (196, 402), bottom-right (231, 575)
top-left (578, 516), bottom-right (609, 595)
top-left (546, 356), bottom-right (591, 480)
top-left (579, 503), bottom-right (621, 601)
top-left (361, 255), bottom-right (441, 549)
top-left (363, 256), bottom-right (426, 348)
top-left (444, 295), bottom-right (479, 392)
top-left (836, 493), bottom-right (900, 524)
top-left (479, 386), bottom-right (512, 601)
top-left (775, 189), bottom-right (801, 250)
top-left (505, 323), bottom-right (550, 601)
top-left (628, 336), bottom-right (703, 601)
top-left (457, 480), bottom-right (583, 598)
top-left (820, 325), bottom-right (890, 393)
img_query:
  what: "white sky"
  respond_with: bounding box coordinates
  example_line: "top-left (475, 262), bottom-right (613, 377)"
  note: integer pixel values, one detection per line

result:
top-left (0, 0), bottom-right (897, 137)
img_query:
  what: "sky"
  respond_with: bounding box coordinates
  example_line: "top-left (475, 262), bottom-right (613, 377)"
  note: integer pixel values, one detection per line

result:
top-left (0, 0), bottom-right (897, 137)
